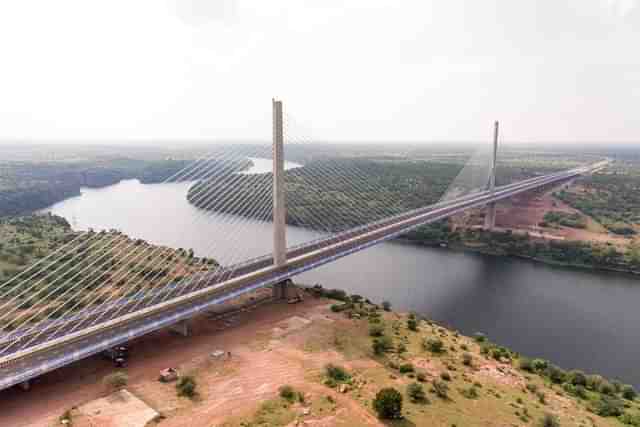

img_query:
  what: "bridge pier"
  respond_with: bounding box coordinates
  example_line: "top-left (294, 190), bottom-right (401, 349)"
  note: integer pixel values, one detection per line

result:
top-left (484, 121), bottom-right (499, 231)
top-left (169, 320), bottom-right (190, 337)
top-left (272, 279), bottom-right (297, 300)
top-left (484, 203), bottom-right (496, 229)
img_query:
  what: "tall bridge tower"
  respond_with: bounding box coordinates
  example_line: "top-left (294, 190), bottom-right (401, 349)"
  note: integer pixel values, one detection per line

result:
top-left (484, 121), bottom-right (499, 230)
top-left (272, 99), bottom-right (290, 299)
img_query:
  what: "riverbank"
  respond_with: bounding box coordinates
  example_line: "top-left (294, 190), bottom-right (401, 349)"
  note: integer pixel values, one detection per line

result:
top-left (4, 287), bottom-right (637, 427)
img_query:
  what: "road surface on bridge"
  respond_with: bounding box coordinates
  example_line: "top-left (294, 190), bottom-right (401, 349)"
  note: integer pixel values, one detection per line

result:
top-left (0, 162), bottom-right (603, 390)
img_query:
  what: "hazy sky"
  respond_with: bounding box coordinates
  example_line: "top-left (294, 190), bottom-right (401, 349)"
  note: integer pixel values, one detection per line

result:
top-left (0, 0), bottom-right (638, 144)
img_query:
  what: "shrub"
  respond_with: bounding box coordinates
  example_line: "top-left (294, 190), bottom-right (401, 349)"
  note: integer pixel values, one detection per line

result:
top-left (373, 388), bottom-right (403, 419)
top-left (397, 343), bottom-right (407, 354)
top-left (407, 382), bottom-right (427, 403)
top-left (461, 386), bottom-right (479, 399)
top-left (369, 324), bottom-right (385, 337)
top-left (568, 370), bottom-right (587, 386)
top-left (474, 332), bottom-right (486, 342)
top-left (423, 338), bottom-right (444, 354)
top-left (373, 336), bottom-right (393, 355)
top-left (103, 372), bottom-right (128, 390)
top-left (462, 353), bottom-right (473, 366)
top-left (599, 380), bottom-right (615, 395)
top-left (592, 396), bottom-right (625, 417)
top-left (622, 385), bottom-right (637, 400)
top-left (399, 363), bottom-right (414, 374)
top-left (326, 289), bottom-right (348, 302)
top-left (382, 301), bottom-right (392, 312)
top-left (539, 413), bottom-right (560, 427)
top-left (532, 359), bottom-right (548, 372)
top-left (433, 379), bottom-right (449, 399)
top-left (519, 357), bottom-right (534, 372)
top-left (279, 385), bottom-right (296, 401)
top-left (544, 365), bottom-right (566, 384)
top-left (325, 364), bottom-right (350, 382)
top-left (416, 371), bottom-right (427, 382)
top-left (407, 318), bottom-right (418, 331)
top-left (586, 374), bottom-right (604, 391)
top-left (537, 391), bottom-right (546, 404)
top-left (526, 383), bottom-right (538, 393)
top-left (619, 413), bottom-right (640, 426)
top-left (440, 371), bottom-right (451, 381)
top-left (563, 383), bottom-right (587, 399)
top-left (176, 375), bottom-right (197, 398)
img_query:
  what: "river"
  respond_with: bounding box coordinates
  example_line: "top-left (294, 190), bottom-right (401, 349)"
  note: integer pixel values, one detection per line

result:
top-left (42, 177), bottom-right (640, 387)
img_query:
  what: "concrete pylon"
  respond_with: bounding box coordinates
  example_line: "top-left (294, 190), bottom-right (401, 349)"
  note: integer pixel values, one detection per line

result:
top-left (272, 99), bottom-right (288, 300)
top-left (272, 99), bottom-right (287, 267)
top-left (484, 121), bottom-right (499, 230)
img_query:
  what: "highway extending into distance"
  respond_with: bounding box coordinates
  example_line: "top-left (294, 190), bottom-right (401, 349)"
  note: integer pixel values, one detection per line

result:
top-left (0, 162), bottom-right (605, 391)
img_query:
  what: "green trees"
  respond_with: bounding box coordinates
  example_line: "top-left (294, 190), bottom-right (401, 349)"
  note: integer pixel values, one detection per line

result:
top-left (373, 388), bottom-right (403, 419)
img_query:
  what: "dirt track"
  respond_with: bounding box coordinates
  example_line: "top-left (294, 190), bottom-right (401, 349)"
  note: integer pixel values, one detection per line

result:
top-left (0, 287), bottom-right (333, 427)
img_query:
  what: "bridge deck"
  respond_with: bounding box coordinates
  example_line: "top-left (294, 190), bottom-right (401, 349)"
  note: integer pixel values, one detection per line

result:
top-left (0, 165), bottom-right (594, 390)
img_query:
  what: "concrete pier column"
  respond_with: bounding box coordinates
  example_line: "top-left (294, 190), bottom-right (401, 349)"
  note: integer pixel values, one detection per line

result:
top-left (169, 320), bottom-right (190, 337)
top-left (272, 99), bottom-right (287, 267)
top-left (485, 121), bottom-right (499, 231)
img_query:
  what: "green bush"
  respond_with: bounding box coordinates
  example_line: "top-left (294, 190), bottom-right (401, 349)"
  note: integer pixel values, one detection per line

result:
top-left (373, 388), bottom-right (403, 419)
top-left (423, 338), bottom-right (444, 354)
top-left (592, 396), bottom-right (625, 417)
top-left (619, 413), bottom-right (640, 426)
top-left (474, 332), bottom-right (486, 342)
top-left (407, 382), bottom-right (427, 403)
top-left (622, 385), bottom-right (637, 400)
top-left (407, 318), bottom-right (418, 331)
top-left (176, 375), bottom-right (197, 398)
top-left (532, 359), bottom-right (548, 372)
top-left (440, 371), bottom-right (451, 381)
top-left (279, 385), bottom-right (296, 401)
top-left (519, 357), bottom-right (534, 372)
top-left (369, 324), bottom-right (385, 337)
top-left (416, 371), bottom-right (427, 382)
top-left (538, 413), bottom-right (560, 427)
top-left (526, 383), bottom-right (538, 393)
top-left (382, 301), bottom-right (392, 312)
top-left (586, 374), bottom-right (604, 391)
top-left (462, 353), bottom-right (473, 366)
top-left (544, 365), bottom-right (566, 384)
top-left (326, 289), bottom-right (349, 302)
top-left (372, 336), bottom-right (393, 355)
top-left (599, 380), bottom-right (615, 395)
top-left (397, 343), bottom-right (407, 354)
top-left (433, 379), bottom-right (449, 399)
top-left (568, 370), bottom-right (587, 386)
top-left (399, 363), bottom-right (414, 374)
top-left (325, 364), bottom-right (350, 382)
top-left (461, 386), bottom-right (479, 399)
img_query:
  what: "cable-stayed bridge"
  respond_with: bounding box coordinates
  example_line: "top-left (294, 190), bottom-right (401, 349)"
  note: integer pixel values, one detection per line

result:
top-left (0, 100), bottom-right (604, 391)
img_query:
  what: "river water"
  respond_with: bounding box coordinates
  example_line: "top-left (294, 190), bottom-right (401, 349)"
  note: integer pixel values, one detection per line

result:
top-left (42, 177), bottom-right (640, 387)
